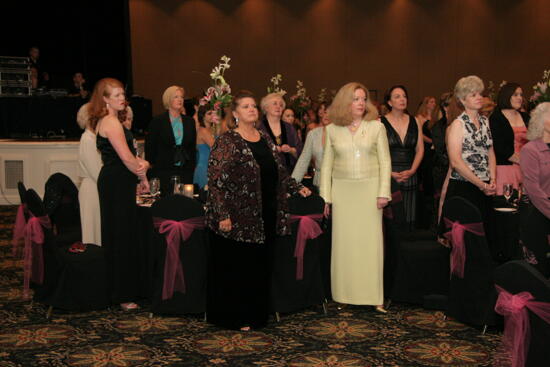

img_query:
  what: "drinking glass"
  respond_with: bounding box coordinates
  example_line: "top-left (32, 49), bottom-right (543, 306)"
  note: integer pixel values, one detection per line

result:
top-left (174, 183), bottom-right (185, 195)
top-left (150, 178), bottom-right (160, 197)
top-left (170, 176), bottom-right (180, 195)
top-left (503, 183), bottom-right (513, 202)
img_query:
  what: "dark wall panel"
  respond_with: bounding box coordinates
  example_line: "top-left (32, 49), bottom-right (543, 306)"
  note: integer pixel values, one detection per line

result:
top-left (129, 0), bottom-right (550, 115)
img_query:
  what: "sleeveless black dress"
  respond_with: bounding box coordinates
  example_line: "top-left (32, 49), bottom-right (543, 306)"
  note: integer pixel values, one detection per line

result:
top-left (97, 128), bottom-right (140, 304)
top-left (381, 115), bottom-right (419, 229)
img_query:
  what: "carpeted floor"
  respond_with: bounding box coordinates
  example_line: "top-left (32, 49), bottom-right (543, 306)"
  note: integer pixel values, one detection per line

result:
top-left (0, 205), bottom-right (507, 367)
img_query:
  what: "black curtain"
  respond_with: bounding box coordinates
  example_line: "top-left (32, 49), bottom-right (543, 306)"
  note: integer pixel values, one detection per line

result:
top-left (0, 1), bottom-right (132, 93)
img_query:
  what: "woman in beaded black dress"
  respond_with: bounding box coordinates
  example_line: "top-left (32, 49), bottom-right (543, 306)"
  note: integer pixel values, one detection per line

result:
top-left (381, 85), bottom-right (424, 230)
top-left (89, 78), bottom-right (150, 311)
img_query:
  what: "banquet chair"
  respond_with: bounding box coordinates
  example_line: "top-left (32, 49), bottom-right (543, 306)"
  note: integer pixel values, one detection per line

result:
top-left (26, 188), bottom-right (110, 314)
top-left (43, 172), bottom-right (81, 244)
top-left (519, 200), bottom-right (550, 278)
top-left (23, 188), bottom-right (62, 315)
top-left (388, 189), bottom-right (449, 305)
top-left (494, 260), bottom-right (550, 367)
top-left (443, 196), bottom-right (497, 328)
top-left (150, 194), bottom-right (208, 316)
top-left (12, 182), bottom-right (29, 258)
top-left (270, 195), bottom-right (326, 320)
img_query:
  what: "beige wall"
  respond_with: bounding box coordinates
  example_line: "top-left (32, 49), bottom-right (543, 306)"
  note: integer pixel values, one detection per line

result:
top-left (130, 0), bottom-right (550, 116)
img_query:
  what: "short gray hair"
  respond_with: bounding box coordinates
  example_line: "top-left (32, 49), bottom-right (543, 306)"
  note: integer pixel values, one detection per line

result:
top-left (260, 93), bottom-right (285, 114)
top-left (527, 102), bottom-right (550, 141)
top-left (454, 75), bottom-right (484, 102)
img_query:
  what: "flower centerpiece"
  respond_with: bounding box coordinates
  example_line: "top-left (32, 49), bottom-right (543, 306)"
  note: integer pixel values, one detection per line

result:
top-left (199, 56), bottom-right (233, 114)
top-left (267, 74), bottom-right (286, 95)
top-left (530, 69), bottom-right (550, 107)
top-left (289, 80), bottom-right (311, 119)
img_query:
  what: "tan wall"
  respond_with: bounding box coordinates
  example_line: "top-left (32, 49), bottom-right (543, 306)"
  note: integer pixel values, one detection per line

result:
top-left (130, 0), bottom-right (550, 116)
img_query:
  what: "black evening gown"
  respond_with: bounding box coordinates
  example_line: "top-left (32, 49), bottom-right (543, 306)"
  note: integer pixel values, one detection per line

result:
top-left (207, 137), bottom-right (278, 329)
top-left (97, 128), bottom-right (141, 305)
top-left (381, 115), bottom-right (419, 230)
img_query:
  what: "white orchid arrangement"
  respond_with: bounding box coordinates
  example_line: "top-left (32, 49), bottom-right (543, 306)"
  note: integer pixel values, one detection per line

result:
top-left (199, 56), bottom-right (233, 112)
top-left (530, 69), bottom-right (550, 106)
top-left (267, 74), bottom-right (286, 95)
top-left (317, 88), bottom-right (328, 104)
top-left (289, 80), bottom-right (311, 117)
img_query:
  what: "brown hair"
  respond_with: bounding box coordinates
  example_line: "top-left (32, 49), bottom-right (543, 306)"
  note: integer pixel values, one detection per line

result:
top-left (446, 96), bottom-right (464, 125)
top-left (329, 82), bottom-right (378, 126)
top-left (88, 78), bottom-right (125, 131)
top-left (231, 90), bottom-right (256, 111)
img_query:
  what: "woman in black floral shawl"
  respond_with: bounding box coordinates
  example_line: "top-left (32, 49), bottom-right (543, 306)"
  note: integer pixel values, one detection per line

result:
top-left (206, 90), bottom-right (311, 330)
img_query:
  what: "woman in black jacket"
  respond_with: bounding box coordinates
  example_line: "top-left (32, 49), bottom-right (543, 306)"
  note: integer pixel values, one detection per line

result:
top-left (489, 82), bottom-right (529, 196)
top-left (145, 85), bottom-right (197, 195)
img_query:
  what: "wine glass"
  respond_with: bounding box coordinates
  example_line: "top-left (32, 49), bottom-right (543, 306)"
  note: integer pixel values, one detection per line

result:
top-left (503, 183), bottom-right (513, 203)
top-left (150, 178), bottom-right (160, 197)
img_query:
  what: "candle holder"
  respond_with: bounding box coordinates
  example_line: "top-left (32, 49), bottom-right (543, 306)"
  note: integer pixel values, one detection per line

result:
top-left (183, 184), bottom-right (194, 198)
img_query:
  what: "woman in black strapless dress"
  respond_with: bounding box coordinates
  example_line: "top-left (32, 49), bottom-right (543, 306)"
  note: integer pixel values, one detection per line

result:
top-left (88, 78), bottom-right (150, 311)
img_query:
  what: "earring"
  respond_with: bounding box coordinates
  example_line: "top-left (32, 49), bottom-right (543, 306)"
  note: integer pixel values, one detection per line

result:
top-left (235, 117), bottom-right (239, 126)
top-left (106, 103), bottom-right (110, 109)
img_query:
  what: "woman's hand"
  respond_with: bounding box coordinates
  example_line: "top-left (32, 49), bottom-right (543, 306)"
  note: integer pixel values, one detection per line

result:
top-left (509, 152), bottom-right (520, 164)
top-left (139, 178), bottom-right (150, 194)
top-left (136, 158), bottom-right (150, 176)
top-left (376, 197), bottom-right (389, 209)
top-left (480, 182), bottom-right (497, 196)
top-left (391, 171), bottom-right (404, 182)
top-left (299, 187), bottom-right (311, 197)
top-left (323, 203), bottom-right (330, 218)
top-left (219, 218), bottom-right (232, 232)
top-left (399, 169), bottom-right (414, 181)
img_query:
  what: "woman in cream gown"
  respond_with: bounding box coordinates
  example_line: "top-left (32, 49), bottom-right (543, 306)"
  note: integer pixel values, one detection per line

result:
top-left (320, 82), bottom-right (392, 311)
top-left (77, 103), bottom-right (103, 245)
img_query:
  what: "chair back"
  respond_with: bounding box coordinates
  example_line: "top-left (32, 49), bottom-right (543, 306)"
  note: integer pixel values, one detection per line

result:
top-left (444, 196), bottom-right (496, 326)
top-left (17, 181), bottom-right (27, 205)
top-left (151, 194), bottom-right (204, 220)
top-left (43, 173), bottom-right (80, 234)
top-left (494, 260), bottom-right (550, 367)
top-left (150, 194), bottom-right (207, 314)
top-left (25, 189), bottom-right (47, 218)
top-left (271, 194), bottom-right (326, 313)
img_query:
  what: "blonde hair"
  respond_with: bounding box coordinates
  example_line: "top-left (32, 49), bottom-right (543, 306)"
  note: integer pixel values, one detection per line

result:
top-left (454, 75), bottom-right (484, 102)
top-left (527, 102), bottom-right (550, 141)
top-left (76, 102), bottom-right (90, 130)
top-left (329, 82), bottom-right (378, 126)
top-left (162, 85), bottom-right (185, 110)
top-left (416, 96), bottom-right (440, 129)
top-left (260, 92), bottom-right (286, 114)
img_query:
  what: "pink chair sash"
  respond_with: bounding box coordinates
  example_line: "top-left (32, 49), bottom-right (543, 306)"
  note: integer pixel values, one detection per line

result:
top-left (153, 216), bottom-right (205, 300)
top-left (12, 204), bottom-right (27, 257)
top-left (289, 214), bottom-right (324, 280)
top-left (22, 214), bottom-right (51, 299)
top-left (443, 217), bottom-right (485, 278)
top-left (495, 285), bottom-right (550, 367)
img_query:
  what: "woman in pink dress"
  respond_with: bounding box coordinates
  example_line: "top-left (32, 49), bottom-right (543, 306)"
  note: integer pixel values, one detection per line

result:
top-left (489, 82), bottom-right (530, 195)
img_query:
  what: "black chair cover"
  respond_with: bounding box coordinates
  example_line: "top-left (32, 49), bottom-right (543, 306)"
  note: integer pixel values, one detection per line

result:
top-left (17, 181), bottom-right (27, 205)
top-left (494, 260), bottom-right (550, 367)
top-left (444, 196), bottom-right (497, 326)
top-left (43, 173), bottom-right (81, 242)
top-left (270, 194), bottom-right (326, 313)
top-left (390, 239), bottom-right (450, 304)
top-left (519, 200), bottom-right (550, 278)
top-left (24, 189), bottom-right (61, 303)
top-left (150, 194), bottom-right (208, 315)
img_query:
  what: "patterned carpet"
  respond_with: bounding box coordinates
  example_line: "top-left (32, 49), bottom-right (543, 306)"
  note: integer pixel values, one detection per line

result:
top-left (0, 205), bottom-right (507, 367)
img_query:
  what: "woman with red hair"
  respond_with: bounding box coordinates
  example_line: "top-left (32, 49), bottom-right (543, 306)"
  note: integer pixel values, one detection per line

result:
top-left (89, 78), bottom-right (150, 311)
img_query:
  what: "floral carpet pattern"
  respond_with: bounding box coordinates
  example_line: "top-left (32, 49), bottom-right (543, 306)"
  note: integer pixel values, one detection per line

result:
top-left (0, 206), bottom-right (506, 366)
